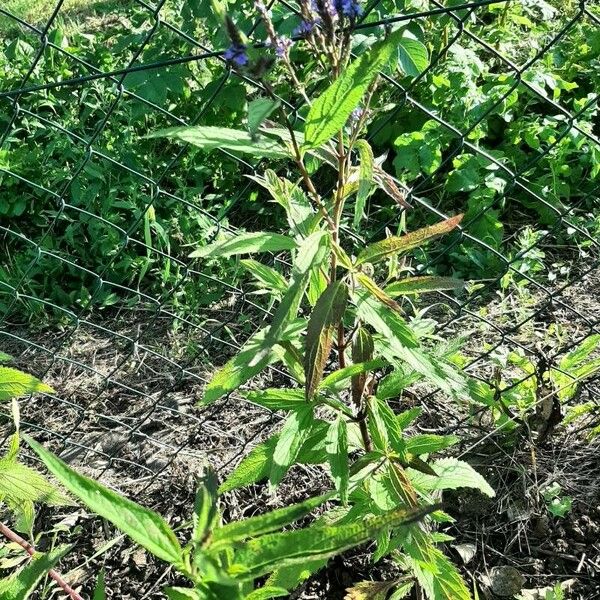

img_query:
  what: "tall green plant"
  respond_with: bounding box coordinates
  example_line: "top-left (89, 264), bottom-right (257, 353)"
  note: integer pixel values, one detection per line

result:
top-left (146, 3), bottom-right (495, 598)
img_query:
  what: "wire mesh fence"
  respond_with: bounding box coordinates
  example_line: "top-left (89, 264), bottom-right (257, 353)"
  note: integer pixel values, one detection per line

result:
top-left (1, 0), bottom-right (599, 595)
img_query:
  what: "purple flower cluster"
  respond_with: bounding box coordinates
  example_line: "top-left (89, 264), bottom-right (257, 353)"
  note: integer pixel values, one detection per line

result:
top-left (224, 44), bottom-right (248, 67)
top-left (293, 19), bottom-right (316, 37)
top-left (335, 0), bottom-right (362, 18)
top-left (293, 0), bottom-right (362, 37)
top-left (350, 107), bottom-right (365, 123)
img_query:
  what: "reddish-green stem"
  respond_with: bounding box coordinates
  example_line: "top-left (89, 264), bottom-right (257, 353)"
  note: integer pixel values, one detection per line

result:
top-left (0, 521), bottom-right (85, 600)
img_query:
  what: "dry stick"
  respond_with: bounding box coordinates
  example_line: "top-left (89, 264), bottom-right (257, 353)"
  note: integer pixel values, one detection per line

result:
top-left (0, 521), bottom-right (85, 600)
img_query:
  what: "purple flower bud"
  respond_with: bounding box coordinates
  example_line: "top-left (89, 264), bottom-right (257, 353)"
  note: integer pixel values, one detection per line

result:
top-left (224, 44), bottom-right (249, 66)
top-left (293, 20), bottom-right (316, 37)
top-left (350, 107), bottom-right (365, 124)
top-left (274, 36), bottom-right (292, 57)
top-left (335, 0), bottom-right (362, 17)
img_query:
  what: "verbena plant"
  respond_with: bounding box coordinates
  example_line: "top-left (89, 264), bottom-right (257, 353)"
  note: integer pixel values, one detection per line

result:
top-left (147, 2), bottom-right (494, 597)
top-left (8, 2), bottom-right (503, 598)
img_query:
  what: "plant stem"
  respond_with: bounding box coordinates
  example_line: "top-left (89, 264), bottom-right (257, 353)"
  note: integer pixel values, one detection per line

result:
top-left (0, 521), bottom-right (85, 600)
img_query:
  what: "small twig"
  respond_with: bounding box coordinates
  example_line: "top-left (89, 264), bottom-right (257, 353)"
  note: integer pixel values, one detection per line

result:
top-left (0, 521), bottom-right (84, 600)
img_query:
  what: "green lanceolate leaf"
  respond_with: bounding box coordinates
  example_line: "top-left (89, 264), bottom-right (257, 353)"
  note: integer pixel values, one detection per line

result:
top-left (366, 397), bottom-right (407, 459)
top-left (354, 139), bottom-right (375, 229)
top-left (332, 242), bottom-right (355, 271)
top-left (190, 232), bottom-right (297, 259)
top-left (93, 569), bottom-right (106, 600)
top-left (303, 28), bottom-right (408, 149)
top-left (270, 405), bottom-right (313, 485)
top-left (192, 469), bottom-right (219, 547)
top-left (265, 558), bottom-right (327, 592)
top-left (356, 215), bottom-right (463, 266)
top-left (147, 126), bottom-right (289, 158)
top-left (404, 534), bottom-right (471, 600)
top-left (409, 457), bottom-right (495, 497)
top-left (219, 436), bottom-right (278, 494)
top-left (252, 232), bottom-right (328, 367)
top-left (358, 293), bottom-right (468, 399)
top-left (0, 352), bottom-right (12, 363)
top-left (356, 273), bottom-right (403, 313)
top-left (376, 368), bottom-right (416, 401)
top-left (219, 421), bottom-right (331, 493)
top-left (248, 170), bottom-right (316, 237)
top-left (326, 415), bottom-right (349, 504)
top-left (396, 407), bottom-right (422, 430)
top-left (203, 319), bottom-right (306, 405)
top-left (355, 293), bottom-right (418, 349)
top-left (320, 359), bottom-right (385, 392)
top-left (0, 459), bottom-right (72, 507)
top-left (230, 504), bottom-right (437, 580)
top-left (0, 545), bottom-right (70, 600)
top-left (240, 259), bottom-right (289, 296)
top-left (211, 493), bottom-right (332, 550)
top-left (0, 367), bottom-right (54, 401)
top-left (248, 98), bottom-right (280, 136)
top-left (385, 276), bottom-right (464, 297)
top-left (164, 588), bottom-right (204, 600)
top-left (25, 436), bottom-right (185, 568)
top-left (244, 389), bottom-right (307, 411)
top-left (305, 281), bottom-right (348, 399)
top-left (245, 587), bottom-right (289, 600)
top-left (405, 434), bottom-right (459, 456)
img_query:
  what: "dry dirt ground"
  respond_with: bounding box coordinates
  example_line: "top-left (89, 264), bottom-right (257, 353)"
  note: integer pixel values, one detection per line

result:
top-left (1, 268), bottom-right (599, 599)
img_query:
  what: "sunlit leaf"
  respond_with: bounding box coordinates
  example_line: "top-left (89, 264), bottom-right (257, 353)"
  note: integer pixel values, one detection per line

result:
top-left (356, 273), bottom-right (403, 313)
top-left (245, 587), bottom-right (289, 600)
top-left (202, 319), bottom-right (306, 405)
top-left (26, 436), bottom-right (185, 568)
top-left (0, 367), bottom-right (54, 401)
top-left (354, 139), bottom-right (375, 228)
top-left (356, 215), bottom-right (463, 265)
top-left (147, 126), bottom-right (289, 158)
top-left (326, 415), bottom-right (349, 504)
top-left (251, 232), bottom-right (328, 367)
top-left (190, 232), bottom-right (297, 259)
top-left (397, 36), bottom-right (429, 76)
top-left (406, 434), bottom-right (459, 456)
top-left (320, 359), bottom-right (385, 392)
top-left (0, 545), bottom-right (70, 600)
top-left (270, 405), bottom-right (313, 485)
top-left (244, 389), bottom-right (307, 411)
top-left (230, 504), bottom-right (437, 580)
top-left (211, 493), bottom-right (332, 550)
top-left (304, 28), bottom-right (408, 149)
top-left (0, 459), bottom-right (72, 508)
top-left (305, 281), bottom-right (348, 399)
top-left (408, 457), bottom-right (495, 497)
top-left (385, 276), bottom-right (464, 297)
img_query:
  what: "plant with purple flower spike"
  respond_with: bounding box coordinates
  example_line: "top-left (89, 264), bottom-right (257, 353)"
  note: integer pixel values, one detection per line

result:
top-left (147, 7), bottom-right (484, 600)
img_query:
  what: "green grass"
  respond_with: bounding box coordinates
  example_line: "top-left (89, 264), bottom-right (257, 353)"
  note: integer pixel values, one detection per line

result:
top-left (0, 0), bottom-right (128, 36)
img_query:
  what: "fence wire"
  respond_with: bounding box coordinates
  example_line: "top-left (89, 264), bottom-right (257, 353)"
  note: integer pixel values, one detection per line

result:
top-left (0, 0), bottom-right (599, 596)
